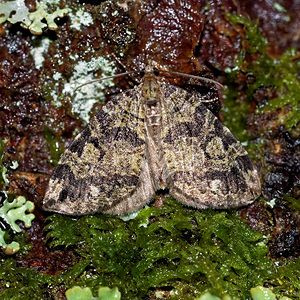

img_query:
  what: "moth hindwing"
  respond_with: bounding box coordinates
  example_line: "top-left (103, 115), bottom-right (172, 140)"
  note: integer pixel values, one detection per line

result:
top-left (43, 69), bottom-right (261, 215)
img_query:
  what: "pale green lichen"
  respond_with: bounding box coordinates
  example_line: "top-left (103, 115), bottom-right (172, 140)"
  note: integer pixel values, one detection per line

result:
top-left (0, 138), bottom-right (35, 255)
top-left (0, 138), bottom-right (8, 187)
top-left (273, 2), bottom-right (286, 12)
top-left (0, 196), bottom-right (35, 233)
top-left (62, 56), bottom-right (116, 123)
top-left (30, 37), bottom-right (51, 69)
top-left (65, 286), bottom-right (121, 300)
top-left (9, 161), bottom-right (18, 170)
top-left (272, 3), bottom-right (290, 21)
top-left (0, 196), bottom-right (35, 255)
top-left (266, 198), bottom-right (277, 208)
top-left (1, 166), bottom-right (8, 186)
top-left (0, 0), bottom-right (69, 34)
top-left (45, 55), bottom-right (115, 115)
top-left (196, 293), bottom-right (218, 300)
top-left (0, 0), bottom-right (30, 26)
top-left (0, 230), bottom-right (20, 255)
top-left (27, 1), bottom-right (68, 34)
top-left (250, 286), bottom-right (292, 300)
top-left (69, 8), bottom-right (93, 31)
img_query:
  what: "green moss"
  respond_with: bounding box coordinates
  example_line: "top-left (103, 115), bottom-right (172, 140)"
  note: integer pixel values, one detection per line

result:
top-left (44, 198), bottom-right (272, 299)
top-left (225, 14), bottom-right (300, 129)
top-left (222, 86), bottom-right (251, 143)
top-left (271, 258), bottom-right (300, 297)
top-left (0, 258), bottom-right (54, 299)
top-left (44, 126), bottom-right (64, 166)
top-left (281, 194), bottom-right (300, 211)
top-left (0, 199), bottom-right (299, 298)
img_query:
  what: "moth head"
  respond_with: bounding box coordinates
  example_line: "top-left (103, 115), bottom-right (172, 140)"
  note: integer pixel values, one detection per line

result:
top-left (144, 65), bottom-right (154, 73)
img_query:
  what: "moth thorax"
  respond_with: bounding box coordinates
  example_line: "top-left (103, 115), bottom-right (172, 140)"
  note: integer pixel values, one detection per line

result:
top-left (146, 102), bottom-right (162, 143)
top-left (142, 78), bottom-right (159, 105)
top-left (146, 104), bottom-right (161, 125)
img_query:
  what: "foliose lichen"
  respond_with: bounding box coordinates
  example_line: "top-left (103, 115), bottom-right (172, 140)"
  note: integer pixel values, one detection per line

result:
top-left (0, 196), bottom-right (35, 255)
top-left (65, 286), bottom-right (121, 300)
top-left (0, 138), bottom-right (35, 255)
top-left (250, 286), bottom-right (292, 300)
top-left (0, 0), bottom-right (69, 34)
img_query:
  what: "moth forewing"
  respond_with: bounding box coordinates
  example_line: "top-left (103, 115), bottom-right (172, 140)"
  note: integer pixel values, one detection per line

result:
top-left (43, 87), bottom-right (150, 215)
top-left (159, 84), bottom-right (261, 208)
top-left (43, 68), bottom-right (261, 215)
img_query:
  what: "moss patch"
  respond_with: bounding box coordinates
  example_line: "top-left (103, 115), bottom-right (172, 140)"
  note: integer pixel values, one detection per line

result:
top-left (1, 198), bottom-right (299, 299)
top-left (225, 14), bottom-right (300, 130)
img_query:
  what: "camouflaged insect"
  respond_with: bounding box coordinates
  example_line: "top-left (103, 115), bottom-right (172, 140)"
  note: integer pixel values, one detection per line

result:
top-left (43, 67), bottom-right (261, 215)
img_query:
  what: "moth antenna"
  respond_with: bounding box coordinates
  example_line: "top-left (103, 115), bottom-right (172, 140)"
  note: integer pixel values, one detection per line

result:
top-left (158, 70), bottom-right (224, 89)
top-left (74, 71), bottom-right (138, 92)
top-left (112, 53), bottom-right (141, 85)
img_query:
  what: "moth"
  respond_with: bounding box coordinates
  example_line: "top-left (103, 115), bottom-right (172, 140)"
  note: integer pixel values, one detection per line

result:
top-left (43, 66), bottom-right (261, 215)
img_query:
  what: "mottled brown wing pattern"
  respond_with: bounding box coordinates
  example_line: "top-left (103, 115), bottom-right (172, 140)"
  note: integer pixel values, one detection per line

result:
top-left (43, 86), bottom-right (154, 215)
top-left (160, 83), bottom-right (261, 209)
top-left (44, 70), bottom-right (261, 216)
